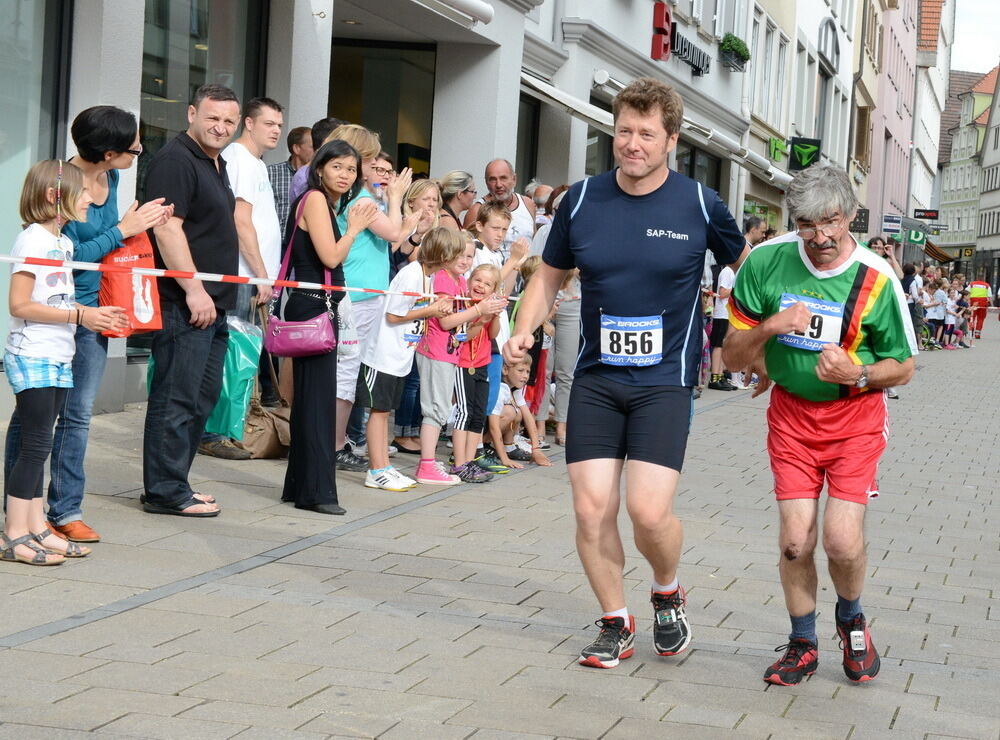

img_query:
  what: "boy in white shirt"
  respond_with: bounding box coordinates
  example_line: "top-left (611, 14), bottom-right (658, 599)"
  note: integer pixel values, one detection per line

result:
top-left (486, 357), bottom-right (551, 469)
top-left (356, 231), bottom-right (454, 490)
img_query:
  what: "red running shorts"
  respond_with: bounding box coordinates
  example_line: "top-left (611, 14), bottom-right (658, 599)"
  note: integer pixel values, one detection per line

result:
top-left (767, 384), bottom-right (888, 505)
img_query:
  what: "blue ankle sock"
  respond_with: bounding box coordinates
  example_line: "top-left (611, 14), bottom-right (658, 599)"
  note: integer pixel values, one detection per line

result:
top-left (837, 595), bottom-right (862, 623)
top-left (789, 611), bottom-right (817, 644)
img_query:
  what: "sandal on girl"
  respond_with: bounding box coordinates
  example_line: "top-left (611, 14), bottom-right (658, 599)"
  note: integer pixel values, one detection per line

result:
top-left (1, 533), bottom-right (65, 566)
top-left (31, 528), bottom-right (91, 558)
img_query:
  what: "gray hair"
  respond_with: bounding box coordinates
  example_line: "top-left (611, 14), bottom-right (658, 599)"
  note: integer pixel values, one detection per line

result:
top-left (785, 163), bottom-right (858, 223)
top-left (438, 170), bottom-right (475, 200)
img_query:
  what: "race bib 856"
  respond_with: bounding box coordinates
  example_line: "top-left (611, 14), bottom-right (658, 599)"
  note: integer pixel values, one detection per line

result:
top-left (600, 314), bottom-right (663, 367)
top-left (776, 293), bottom-right (844, 351)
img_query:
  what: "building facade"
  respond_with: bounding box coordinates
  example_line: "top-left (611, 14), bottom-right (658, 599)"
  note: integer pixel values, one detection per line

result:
top-left (908, 0), bottom-right (955, 216)
top-left (938, 67), bottom-right (996, 269)
top-left (974, 70), bottom-right (1000, 284)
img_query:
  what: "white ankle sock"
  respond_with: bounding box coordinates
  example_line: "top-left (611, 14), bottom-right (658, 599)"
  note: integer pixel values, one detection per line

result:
top-left (652, 578), bottom-right (678, 594)
top-left (603, 607), bottom-right (629, 621)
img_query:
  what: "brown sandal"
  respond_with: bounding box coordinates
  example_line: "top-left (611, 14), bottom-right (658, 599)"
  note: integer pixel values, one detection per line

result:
top-left (1, 533), bottom-right (65, 566)
top-left (31, 528), bottom-right (91, 558)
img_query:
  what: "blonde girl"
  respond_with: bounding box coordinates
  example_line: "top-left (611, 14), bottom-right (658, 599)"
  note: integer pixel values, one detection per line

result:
top-left (2, 161), bottom-right (127, 566)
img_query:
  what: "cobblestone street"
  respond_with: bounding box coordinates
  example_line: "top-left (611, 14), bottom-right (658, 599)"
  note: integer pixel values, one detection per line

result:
top-left (1, 334), bottom-right (998, 739)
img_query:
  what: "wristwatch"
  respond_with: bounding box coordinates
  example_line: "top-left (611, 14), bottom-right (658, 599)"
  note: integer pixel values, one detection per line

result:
top-left (854, 365), bottom-right (869, 389)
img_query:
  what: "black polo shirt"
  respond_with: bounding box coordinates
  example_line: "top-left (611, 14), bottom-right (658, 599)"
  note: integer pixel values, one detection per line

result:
top-left (145, 132), bottom-right (239, 310)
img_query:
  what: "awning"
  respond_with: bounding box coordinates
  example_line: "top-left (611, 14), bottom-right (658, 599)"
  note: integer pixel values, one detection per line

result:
top-left (521, 71), bottom-right (793, 189)
top-left (924, 239), bottom-right (954, 263)
top-left (520, 72), bottom-right (616, 135)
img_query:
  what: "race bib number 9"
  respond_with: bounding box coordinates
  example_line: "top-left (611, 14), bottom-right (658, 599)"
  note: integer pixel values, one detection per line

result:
top-left (776, 293), bottom-right (844, 351)
top-left (600, 314), bottom-right (663, 367)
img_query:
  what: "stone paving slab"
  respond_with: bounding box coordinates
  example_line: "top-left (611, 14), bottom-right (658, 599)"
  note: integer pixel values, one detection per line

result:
top-left (2, 337), bottom-right (1000, 738)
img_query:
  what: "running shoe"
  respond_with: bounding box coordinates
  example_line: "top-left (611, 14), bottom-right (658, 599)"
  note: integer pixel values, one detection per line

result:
top-left (708, 378), bottom-right (738, 391)
top-left (886, 388), bottom-right (899, 399)
top-left (475, 447), bottom-right (511, 474)
top-left (835, 610), bottom-right (880, 682)
top-left (335, 446), bottom-right (367, 472)
top-left (513, 434), bottom-right (533, 454)
top-left (364, 467), bottom-right (416, 491)
top-left (578, 615), bottom-right (635, 669)
top-left (414, 460), bottom-right (461, 486)
top-left (507, 447), bottom-right (533, 462)
top-left (763, 638), bottom-right (819, 685)
top-left (651, 588), bottom-right (692, 655)
top-left (536, 437), bottom-right (551, 450)
top-left (349, 441), bottom-right (398, 458)
top-left (450, 462), bottom-right (493, 483)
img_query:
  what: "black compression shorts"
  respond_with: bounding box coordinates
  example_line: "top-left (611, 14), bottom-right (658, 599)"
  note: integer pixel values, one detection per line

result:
top-left (565, 373), bottom-right (693, 471)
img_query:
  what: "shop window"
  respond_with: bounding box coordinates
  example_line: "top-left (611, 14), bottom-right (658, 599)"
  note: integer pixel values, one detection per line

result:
top-left (0, 0), bottom-right (72, 343)
top-left (585, 96), bottom-right (614, 177)
top-left (133, 0), bottom-right (266, 356)
top-left (516, 94), bottom-right (539, 184)
top-left (675, 140), bottom-right (722, 192)
top-left (330, 40), bottom-right (435, 175)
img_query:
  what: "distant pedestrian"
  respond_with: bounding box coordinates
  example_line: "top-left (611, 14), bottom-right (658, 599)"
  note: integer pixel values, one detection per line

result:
top-left (267, 125), bottom-right (312, 230)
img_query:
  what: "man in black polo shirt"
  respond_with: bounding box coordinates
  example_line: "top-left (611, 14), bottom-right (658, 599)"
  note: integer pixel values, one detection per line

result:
top-left (141, 84), bottom-right (241, 517)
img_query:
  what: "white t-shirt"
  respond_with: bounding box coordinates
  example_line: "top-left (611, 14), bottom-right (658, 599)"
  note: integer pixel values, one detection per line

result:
top-left (712, 266), bottom-right (735, 320)
top-left (362, 261), bottom-right (429, 377)
top-left (222, 142), bottom-right (282, 279)
top-left (530, 222), bottom-right (550, 257)
top-left (926, 289), bottom-right (947, 320)
top-left (5, 224), bottom-right (77, 363)
top-left (503, 194), bottom-right (535, 259)
top-left (471, 245), bottom-right (511, 350)
top-left (491, 381), bottom-right (527, 416)
top-left (945, 298), bottom-right (958, 325)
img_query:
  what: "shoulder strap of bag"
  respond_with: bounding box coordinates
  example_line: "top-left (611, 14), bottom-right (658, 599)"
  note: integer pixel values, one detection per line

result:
top-left (273, 189), bottom-right (334, 300)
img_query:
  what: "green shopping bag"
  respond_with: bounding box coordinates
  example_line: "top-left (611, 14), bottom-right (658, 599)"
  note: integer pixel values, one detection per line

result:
top-left (205, 316), bottom-right (263, 440)
top-left (146, 315), bottom-right (263, 441)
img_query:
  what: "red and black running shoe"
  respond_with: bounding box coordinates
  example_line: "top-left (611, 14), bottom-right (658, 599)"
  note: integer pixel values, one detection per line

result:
top-left (836, 611), bottom-right (880, 682)
top-left (578, 615), bottom-right (635, 668)
top-left (763, 638), bottom-right (819, 685)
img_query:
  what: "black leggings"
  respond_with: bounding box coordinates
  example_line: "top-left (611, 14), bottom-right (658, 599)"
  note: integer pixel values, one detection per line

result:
top-left (4, 387), bottom-right (68, 501)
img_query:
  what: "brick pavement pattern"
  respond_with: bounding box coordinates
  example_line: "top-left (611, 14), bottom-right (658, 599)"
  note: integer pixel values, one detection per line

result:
top-left (1, 338), bottom-right (998, 739)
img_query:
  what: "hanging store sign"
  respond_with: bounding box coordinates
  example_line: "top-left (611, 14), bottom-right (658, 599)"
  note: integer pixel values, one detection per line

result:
top-left (789, 137), bottom-right (822, 170)
top-left (649, 2), bottom-right (710, 75)
top-left (768, 137), bottom-right (787, 162)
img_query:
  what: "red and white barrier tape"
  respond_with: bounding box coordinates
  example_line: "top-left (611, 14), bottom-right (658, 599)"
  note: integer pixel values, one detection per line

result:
top-left (0, 254), bottom-right (468, 301)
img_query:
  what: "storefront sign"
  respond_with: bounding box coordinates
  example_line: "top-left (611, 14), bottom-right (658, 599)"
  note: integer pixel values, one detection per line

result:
top-left (963, 248), bottom-right (975, 257)
top-left (906, 230), bottom-right (926, 246)
top-left (650, 2), bottom-right (710, 74)
top-left (650, 2), bottom-right (672, 60)
top-left (914, 209), bottom-right (939, 220)
top-left (789, 137), bottom-right (822, 170)
top-left (671, 24), bottom-right (711, 76)
top-left (881, 214), bottom-right (902, 234)
top-left (849, 208), bottom-right (869, 233)
top-left (768, 137), bottom-right (787, 162)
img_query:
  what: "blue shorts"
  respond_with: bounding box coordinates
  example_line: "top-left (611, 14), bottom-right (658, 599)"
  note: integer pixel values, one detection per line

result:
top-left (4, 352), bottom-right (73, 394)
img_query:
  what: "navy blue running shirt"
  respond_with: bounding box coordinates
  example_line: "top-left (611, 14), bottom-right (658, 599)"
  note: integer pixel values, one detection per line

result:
top-left (543, 168), bottom-right (744, 387)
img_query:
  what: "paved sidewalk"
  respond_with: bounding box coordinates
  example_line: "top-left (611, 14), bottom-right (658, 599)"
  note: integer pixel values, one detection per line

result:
top-left (1, 334), bottom-right (999, 739)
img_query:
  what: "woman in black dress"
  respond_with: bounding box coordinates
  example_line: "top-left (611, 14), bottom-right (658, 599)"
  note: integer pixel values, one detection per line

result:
top-left (281, 140), bottom-right (378, 514)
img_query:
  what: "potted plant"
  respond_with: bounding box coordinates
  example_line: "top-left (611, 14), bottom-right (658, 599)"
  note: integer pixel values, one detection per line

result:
top-left (720, 33), bottom-right (751, 71)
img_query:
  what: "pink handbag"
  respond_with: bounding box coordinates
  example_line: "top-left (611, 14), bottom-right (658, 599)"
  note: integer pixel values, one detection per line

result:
top-left (263, 193), bottom-right (338, 358)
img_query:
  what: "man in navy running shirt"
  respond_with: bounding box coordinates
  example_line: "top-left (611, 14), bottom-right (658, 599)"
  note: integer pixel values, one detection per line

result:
top-left (506, 77), bottom-right (746, 669)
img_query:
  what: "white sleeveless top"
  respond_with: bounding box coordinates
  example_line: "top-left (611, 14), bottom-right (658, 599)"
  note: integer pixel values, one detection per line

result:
top-left (501, 194), bottom-right (535, 260)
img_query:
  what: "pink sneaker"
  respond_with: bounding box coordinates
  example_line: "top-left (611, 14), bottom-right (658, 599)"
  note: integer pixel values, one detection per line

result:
top-left (415, 460), bottom-right (461, 486)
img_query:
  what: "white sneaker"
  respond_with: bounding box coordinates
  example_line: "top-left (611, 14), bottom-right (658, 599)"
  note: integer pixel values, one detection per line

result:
top-left (513, 434), bottom-right (533, 454)
top-left (387, 445), bottom-right (398, 457)
top-left (365, 467), bottom-right (416, 491)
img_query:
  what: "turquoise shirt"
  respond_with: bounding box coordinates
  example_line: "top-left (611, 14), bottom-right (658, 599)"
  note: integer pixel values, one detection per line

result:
top-left (62, 168), bottom-right (124, 306)
top-left (335, 190), bottom-right (389, 302)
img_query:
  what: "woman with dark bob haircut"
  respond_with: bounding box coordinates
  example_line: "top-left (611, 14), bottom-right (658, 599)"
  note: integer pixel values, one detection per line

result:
top-left (278, 140), bottom-right (378, 514)
top-left (4, 106), bottom-right (171, 544)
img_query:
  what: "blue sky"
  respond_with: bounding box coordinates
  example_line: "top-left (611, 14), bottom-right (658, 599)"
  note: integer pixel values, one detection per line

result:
top-left (952, 0), bottom-right (1000, 74)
